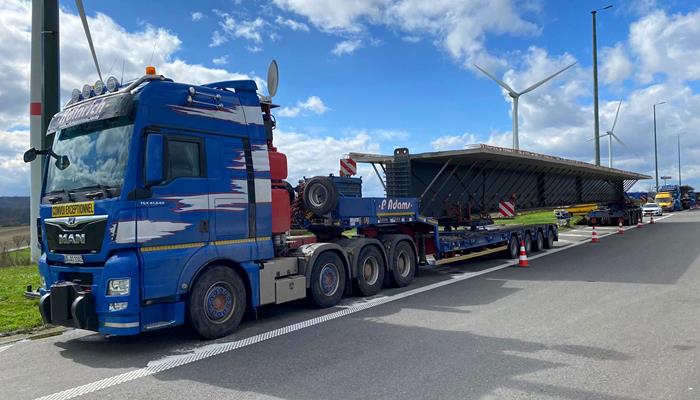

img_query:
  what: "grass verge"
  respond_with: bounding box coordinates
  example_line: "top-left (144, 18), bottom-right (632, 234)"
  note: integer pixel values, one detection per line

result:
top-left (0, 264), bottom-right (43, 335)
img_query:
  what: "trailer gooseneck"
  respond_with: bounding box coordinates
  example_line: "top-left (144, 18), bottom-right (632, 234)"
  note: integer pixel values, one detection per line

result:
top-left (24, 65), bottom-right (560, 339)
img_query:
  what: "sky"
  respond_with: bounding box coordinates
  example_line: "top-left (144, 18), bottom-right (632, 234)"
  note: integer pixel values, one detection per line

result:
top-left (1, 0), bottom-right (699, 197)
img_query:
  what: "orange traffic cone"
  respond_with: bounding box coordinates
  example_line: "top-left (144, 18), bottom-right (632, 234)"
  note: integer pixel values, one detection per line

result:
top-left (650, 215), bottom-right (655, 224)
top-left (618, 218), bottom-right (624, 234)
top-left (637, 216), bottom-right (643, 228)
top-left (591, 225), bottom-right (599, 243)
top-left (518, 240), bottom-right (529, 267)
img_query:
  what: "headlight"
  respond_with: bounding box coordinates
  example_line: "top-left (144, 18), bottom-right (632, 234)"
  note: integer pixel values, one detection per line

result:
top-left (107, 278), bottom-right (130, 296)
top-left (106, 76), bottom-right (120, 92)
top-left (94, 80), bottom-right (106, 94)
top-left (82, 84), bottom-right (94, 99)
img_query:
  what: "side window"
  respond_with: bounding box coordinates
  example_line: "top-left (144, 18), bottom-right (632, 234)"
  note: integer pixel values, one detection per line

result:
top-left (167, 139), bottom-right (203, 179)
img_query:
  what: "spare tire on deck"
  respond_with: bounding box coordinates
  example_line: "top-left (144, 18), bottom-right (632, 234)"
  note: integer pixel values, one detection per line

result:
top-left (303, 176), bottom-right (339, 215)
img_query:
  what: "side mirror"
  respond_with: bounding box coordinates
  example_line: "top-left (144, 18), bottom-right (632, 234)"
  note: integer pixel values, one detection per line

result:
top-left (145, 134), bottom-right (164, 186)
top-left (55, 155), bottom-right (70, 170)
top-left (24, 148), bottom-right (37, 163)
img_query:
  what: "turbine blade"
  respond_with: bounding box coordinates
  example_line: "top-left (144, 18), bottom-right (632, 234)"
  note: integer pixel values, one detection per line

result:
top-left (610, 99), bottom-right (622, 132)
top-left (611, 132), bottom-right (626, 148)
top-left (473, 64), bottom-right (516, 94)
top-left (519, 62), bottom-right (577, 95)
top-left (76, 0), bottom-right (103, 82)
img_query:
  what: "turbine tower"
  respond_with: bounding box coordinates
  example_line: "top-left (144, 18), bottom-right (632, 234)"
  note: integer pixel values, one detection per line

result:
top-left (600, 100), bottom-right (625, 168)
top-left (474, 62), bottom-right (576, 150)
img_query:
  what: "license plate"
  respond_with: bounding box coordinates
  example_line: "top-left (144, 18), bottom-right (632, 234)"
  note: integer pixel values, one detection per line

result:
top-left (64, 254), bottom-right (84, 264)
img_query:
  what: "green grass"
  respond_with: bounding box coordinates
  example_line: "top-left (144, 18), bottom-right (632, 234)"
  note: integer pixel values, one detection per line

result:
top-left (0, 264), bottom-right (43, 334)
top-left (494, 210), bottom-right (558, 226)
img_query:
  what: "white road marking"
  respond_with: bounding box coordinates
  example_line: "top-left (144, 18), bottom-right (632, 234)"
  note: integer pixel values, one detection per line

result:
top-left (34, 213), bottom-right (675, 400)
top-left (558, 233), bottom-right (590, 237)
top-left (0, 344), bottom-right (13, 353)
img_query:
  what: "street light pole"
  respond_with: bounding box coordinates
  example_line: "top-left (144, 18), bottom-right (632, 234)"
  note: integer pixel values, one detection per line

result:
top-left (653, 101), bottom-right (665, 193)
top-left (591, 5), bottom-right (613, 166)
top-left (678, 134), bottom-right (682, 188)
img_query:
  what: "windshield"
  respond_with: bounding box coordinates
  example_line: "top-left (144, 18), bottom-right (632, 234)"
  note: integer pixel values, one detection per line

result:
top-left (45, 119), bottom-right (133, 194)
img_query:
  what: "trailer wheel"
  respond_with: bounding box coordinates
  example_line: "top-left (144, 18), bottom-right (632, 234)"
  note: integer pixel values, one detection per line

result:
top-left (387, 241), bottom-right (415, 287)
top-left (532, 230), bottom-right (544, 252)
top-left (544, 228), bottom-right (554, 249)
top-left (309, 251), bottom-right (346, 308)
top-left (188, 265), bottom-right (247, 339)
top-left (507, 235), bottom-right (519, 259)
top-left (524, 232), bottom-right (533, 255)
top-left (354, 246), bottom-right (385, 296)
top-left (302, 176), bottom-right (338, 215)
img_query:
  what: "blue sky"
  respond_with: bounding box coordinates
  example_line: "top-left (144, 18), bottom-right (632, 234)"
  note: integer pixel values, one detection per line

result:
top-left (1, 0), bottom-right (699, 196)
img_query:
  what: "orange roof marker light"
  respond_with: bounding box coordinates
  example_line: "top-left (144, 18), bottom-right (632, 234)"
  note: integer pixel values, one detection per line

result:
top-left (146, 66), bottom-right (156, 75)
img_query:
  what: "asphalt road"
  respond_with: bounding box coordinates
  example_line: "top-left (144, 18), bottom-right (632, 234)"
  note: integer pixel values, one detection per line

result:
top-left (2, 210), bottom-right (699, 400)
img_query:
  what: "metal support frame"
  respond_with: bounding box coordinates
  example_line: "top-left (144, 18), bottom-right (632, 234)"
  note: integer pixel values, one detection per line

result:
top-left (514, 166), bottom-right (558, 207)
top-left (422, 160), bottom-right (465, 213)
top-left (455, 161), bottom-right (490, 203)
top-left (370, 162), bottom-right (387, 192)
top-left (419, 159), bottom-right (451, 200)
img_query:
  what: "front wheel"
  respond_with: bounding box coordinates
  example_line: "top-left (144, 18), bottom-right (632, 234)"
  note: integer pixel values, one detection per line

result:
top-left (309, 251), bottom-right (346, 308)
top-left (188, 265), bottom-right (247, 339)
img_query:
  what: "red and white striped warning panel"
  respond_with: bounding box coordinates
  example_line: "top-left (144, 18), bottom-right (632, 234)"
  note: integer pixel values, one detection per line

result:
top-left (498, 200), bottom-right (516, 218)
top-left (340, 158), bottom-right (357, 177)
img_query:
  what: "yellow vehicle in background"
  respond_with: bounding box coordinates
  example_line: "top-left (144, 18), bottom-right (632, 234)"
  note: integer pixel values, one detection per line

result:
top-left (655, 192), bottom-right (674, 211)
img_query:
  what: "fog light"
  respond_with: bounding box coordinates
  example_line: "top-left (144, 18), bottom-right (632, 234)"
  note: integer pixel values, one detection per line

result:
top-left (107, 279), bottom-right (130, 296)
top-left (109, 302), bottom-right (128, 312)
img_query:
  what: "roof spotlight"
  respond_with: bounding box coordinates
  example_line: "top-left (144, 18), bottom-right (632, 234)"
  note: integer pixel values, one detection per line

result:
top-left (94, 80), bottom-right (106, 95)
top-left (71, 88), bottom-right (82, 103)
top-left (82, 84), bottom-right (94, 99)
top-left (106, 76), bottom-right (120, 92)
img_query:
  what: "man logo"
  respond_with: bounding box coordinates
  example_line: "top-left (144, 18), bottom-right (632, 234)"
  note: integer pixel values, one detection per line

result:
top-left (58, 233), bottom-right (86, 245)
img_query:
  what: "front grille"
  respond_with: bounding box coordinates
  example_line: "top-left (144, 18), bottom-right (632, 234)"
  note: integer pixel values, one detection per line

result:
top-left (45, 215), bottom-right (107, 254)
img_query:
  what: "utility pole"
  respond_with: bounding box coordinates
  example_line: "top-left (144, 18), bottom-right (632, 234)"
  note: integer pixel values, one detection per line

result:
top-left (652, 102), bottom-right (665, 193)
top-left (678, 134), bottom-right (682, 188)
top-left (29, 0), bottom-right (60, 262)
top-left (591, 5), bottom-right (612, 166)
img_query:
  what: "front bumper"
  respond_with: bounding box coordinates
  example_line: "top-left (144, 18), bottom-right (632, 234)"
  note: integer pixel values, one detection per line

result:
top-left (39, 282), bottom-right (98, 331)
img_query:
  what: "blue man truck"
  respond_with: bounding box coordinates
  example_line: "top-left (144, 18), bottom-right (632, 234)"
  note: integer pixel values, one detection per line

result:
top-left (24, 65), bottom-right (559, 339)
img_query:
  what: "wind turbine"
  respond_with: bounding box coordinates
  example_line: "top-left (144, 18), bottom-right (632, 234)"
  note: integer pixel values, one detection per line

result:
top-left (600, 100), bottom-right (625, 168)
top-left (474, 62), bottom-right (576, 150)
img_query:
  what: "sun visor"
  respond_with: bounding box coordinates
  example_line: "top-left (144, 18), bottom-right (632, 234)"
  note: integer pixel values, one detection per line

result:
top-left (47, 92), bottom-right (133, 134)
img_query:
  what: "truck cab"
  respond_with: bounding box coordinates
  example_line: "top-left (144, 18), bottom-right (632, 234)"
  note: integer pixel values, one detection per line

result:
top-left (28, 69), bottom-right (300, 337)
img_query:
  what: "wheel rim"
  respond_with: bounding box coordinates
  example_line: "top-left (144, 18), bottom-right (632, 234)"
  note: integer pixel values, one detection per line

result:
top-left (537, 233), bottom-right (544, 249)
top-left (309, 184), bottom-right (328, 208)
top-left (511, 240), bottom-right (518, 257)
top-left (525, 236), bottom-right (532, 251)
top-left (396, 250), bottom-right (411, 278)
top-left (362, 256), bottom-right (380, 285)
top-left (319, 263), bottom-right (340, 296)
top-left (205, 281), bottom-right (235, 324)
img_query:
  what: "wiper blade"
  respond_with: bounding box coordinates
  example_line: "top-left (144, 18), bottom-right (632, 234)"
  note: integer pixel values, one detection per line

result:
top-left (76, 184), bottom-right (115, 199)
top-left (44, 188), bottom-right (74, 203)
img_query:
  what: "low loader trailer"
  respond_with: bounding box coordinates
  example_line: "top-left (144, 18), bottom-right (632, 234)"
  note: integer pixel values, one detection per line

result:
top-left (24, 64), bottom-right (562, 339)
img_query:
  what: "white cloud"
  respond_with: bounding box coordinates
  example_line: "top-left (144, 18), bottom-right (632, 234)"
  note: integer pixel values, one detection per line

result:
top-left (600, 43), bottom-right (633, 85)
top-left (332, 39), bottom-right (361, 56)
top-left (278, 96), bottom-right (329, 117)
top-left (219, 14), bottom-right (265, 44)
top-left (0, 0), bottom-right (263, 195)
top-left (431, 133), bottom-right (478, 151)
top-left (275, 16), bottom-right (310, 32)
top-left (191, 11), bottom-right (204, 22)
top-left (274, 0), bottom-right (539, 69)
top-left (212, 55), bottom-right (228, 65)
top-left (246, 45), bottom-right (263, 53)
top-left (629, 9), bottom-right (700, 83)
top-left (210, 30), bottom-right (226, 47)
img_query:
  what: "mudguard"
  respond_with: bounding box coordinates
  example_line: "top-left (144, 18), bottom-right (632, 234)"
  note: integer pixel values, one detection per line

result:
top-left (376, 234), bottom-right (418, 271)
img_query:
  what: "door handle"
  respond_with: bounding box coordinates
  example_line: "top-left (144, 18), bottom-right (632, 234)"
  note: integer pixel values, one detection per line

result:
top-left (198, 220), bottom-right (209, 233)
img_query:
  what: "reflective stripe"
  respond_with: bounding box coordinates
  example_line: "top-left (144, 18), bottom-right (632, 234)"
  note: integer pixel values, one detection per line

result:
top-left (214, 237), bottom-right (271, 246)
top-left (103, 321), bottom-right (139, 328)
top-left (140, 242), bottom-right (205, 252)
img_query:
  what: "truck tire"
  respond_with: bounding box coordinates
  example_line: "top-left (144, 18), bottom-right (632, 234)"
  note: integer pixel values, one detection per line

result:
top-left (188, 265), bottom-right (247, 340)
top-left (387, 241), bottom-right (416, 287)
top-left (544, 228), bottom-right (554, 249)
top-left (507, 235), bottom-right (519, 259)
top-left (532, 230), bottom-right (544, 252)
top-left (302, 176), bottom-right (338, 215)
top-left (309, 251), bottom-right (346, 308)
top-left (354, 246), bottom-right (385, 296)
top-left (524, 232), bottom-right (533, 255)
